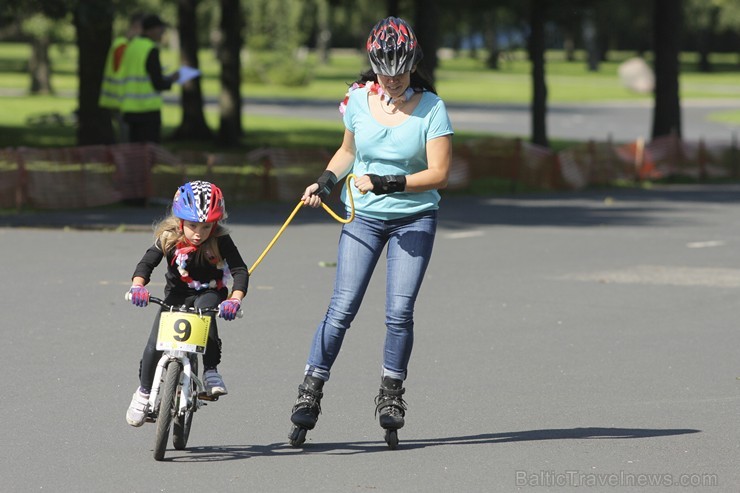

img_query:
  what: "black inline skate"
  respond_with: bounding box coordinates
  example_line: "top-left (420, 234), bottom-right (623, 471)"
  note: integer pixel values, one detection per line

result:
top-left (374, 376), bottom-right (407, 449)
top-left (288, 375), bottom-right (324, 447)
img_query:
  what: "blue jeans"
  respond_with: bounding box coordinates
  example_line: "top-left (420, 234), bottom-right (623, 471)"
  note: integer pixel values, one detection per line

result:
top-left (305, 210), bottom-right (437, 382)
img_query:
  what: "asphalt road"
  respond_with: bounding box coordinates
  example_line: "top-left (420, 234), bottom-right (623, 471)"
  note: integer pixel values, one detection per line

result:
top-left (242, 97), bottom-right (740, 142)
top-left (2, 185), bottom-right (740, 491)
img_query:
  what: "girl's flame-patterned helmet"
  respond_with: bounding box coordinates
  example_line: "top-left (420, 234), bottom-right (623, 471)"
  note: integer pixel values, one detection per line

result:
top-left (366, 17), bottom-right (423, 77)
top-left (172, 181), bottom-right (225, 223)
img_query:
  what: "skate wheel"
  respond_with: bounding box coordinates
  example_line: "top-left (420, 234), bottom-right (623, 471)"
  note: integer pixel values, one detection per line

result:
top-left (289, 426), bottom-right (307, 447)
top-left (385, 429), bottom-right (399, 450)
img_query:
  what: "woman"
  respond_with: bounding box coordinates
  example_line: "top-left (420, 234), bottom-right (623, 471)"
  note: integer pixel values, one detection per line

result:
top-left (288, 16), bottom-right (453, 448)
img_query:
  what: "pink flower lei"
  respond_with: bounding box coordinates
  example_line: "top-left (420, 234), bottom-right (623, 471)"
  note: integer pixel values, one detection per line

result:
top-left (339, 81), bottom-right (414, 114)
top-left (172, 244), bottom-right (232, 291)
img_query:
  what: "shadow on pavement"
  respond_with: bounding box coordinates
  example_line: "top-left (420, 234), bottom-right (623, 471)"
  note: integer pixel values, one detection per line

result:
top-left (438, 184), bottom-right (740, 229)
top-left (164, 427), bottom-right (701, 461)
top-left (3, 184), bottom-right (739, 230)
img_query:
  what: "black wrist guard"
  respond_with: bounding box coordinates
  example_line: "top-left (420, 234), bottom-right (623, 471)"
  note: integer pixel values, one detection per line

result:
top-left (367, 174), bottom-right (407, 195)
top-left (314, 170), bottom-right (338, 200)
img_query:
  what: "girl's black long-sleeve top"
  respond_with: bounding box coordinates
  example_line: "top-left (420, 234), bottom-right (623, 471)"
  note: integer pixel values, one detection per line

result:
top-left (132, 234), bottom-right (249, 299)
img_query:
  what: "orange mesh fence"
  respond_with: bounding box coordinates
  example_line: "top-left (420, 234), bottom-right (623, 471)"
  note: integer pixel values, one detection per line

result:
top-left (173, 150), bottom-right (269, 203)
top-left (446, 154), bottom-right (470, 190)
top-left (18, 145), bottom-right (120, 209)
top-left (519, 142), bottom-right (559, 190)
top-left (0, 148), bottom-right (21, 209)
top-left (648, 135), bottom-right (734, 180)
top-left (246, 147), bottom-right (332, 202)
top-left (562, 140), bottom-right (635, 187)
top-left (1, 137), bottom-right (739, 210)
top-left (458, 137), bottom-right (522, 182)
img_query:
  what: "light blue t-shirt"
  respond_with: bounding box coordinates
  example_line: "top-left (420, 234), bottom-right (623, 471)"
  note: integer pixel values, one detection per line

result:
top-left (341, 86), bottom-right (454, 220)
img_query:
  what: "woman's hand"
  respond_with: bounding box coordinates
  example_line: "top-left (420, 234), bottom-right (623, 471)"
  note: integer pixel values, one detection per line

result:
top-left (353, 174), bottom-right (372, 194)
top-left (301, 183), bottom-right (323, 208)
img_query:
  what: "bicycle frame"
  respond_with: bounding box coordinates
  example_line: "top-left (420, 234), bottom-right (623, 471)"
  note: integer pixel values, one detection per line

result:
top-left (126, 292), bottom-right (243, 460)
top-left (146, 297), bottom-right (215, 422)
top-left (149, 349), bottom-right (202, 420)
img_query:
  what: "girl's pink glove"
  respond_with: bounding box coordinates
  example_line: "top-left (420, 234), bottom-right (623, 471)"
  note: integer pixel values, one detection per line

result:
top-left (218, 298), bottom-right (241, 321)
top-left (128, 285), bottom-right (150, 307)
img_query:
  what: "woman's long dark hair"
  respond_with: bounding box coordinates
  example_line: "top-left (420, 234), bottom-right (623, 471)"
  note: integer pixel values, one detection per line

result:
top-left (353, 64), bottom-right (437, 95)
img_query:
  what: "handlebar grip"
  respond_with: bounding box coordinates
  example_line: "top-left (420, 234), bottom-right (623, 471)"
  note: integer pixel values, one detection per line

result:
top-left (125, 293), bottom-right (235, 317)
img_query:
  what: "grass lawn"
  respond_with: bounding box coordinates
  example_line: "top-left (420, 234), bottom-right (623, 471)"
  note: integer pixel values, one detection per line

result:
top-left (0, 43), bottom-right (738, 150)
top-left (0, 44), bottom-right (738, 200)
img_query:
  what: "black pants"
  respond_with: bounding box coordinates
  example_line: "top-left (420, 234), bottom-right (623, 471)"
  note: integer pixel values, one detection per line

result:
top-left (138, 290), bottom-right (224, 392)
top-left (123, 111), bottom-right (161, 144)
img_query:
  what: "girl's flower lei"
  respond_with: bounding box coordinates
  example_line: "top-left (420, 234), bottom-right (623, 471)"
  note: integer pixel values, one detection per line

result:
top-left (172, 243), bottom-right (231, 291)
top-left (339, 81), bottom-right (414, 115)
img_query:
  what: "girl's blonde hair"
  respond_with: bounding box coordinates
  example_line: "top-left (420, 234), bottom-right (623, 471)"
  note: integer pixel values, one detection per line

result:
top-left (154, 213), bottom-right (229, 266)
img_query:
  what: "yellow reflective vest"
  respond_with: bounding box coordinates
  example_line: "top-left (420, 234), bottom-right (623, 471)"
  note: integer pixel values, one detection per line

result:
top-left (119, 37), bottom-right (162, 114)
top-left (99, 36), bottom-right (128, 110)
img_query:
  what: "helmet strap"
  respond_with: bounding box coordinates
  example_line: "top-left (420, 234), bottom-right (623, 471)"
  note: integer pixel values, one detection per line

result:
top-left (178, 220), bottom-right (195, 248)
top-left (381, 87), bottom-right (414, 106)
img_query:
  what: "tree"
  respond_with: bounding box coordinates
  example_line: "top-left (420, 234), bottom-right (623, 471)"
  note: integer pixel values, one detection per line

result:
top-left (529, 0), bottom-right (548, 147)
top-left (74, 0), bottom-right (116, 145)
top-left (591, 0), bottom-right (652, 60)
top-left (685, 0), bottom-right (725, 72)
top-left (217, 0), bottom-right (243, 146)
top-left (24, 14), bottom-right (56, 94)
top-left (651, 0), bottom-right (682, 139)
top-left (413, 0), bottom-right (440, 84)
top-left (315, 0), bottom-right (332, 65)
top-left (0, 1), bottom-right (72, 96)
top-left (172, 0), bottom-right (213, 141)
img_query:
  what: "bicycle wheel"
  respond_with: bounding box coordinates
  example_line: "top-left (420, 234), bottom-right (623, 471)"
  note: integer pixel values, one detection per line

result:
top-left (173, 355), bottom-right (197, 450)
top-left (153, 361), bottom-right (181, 461)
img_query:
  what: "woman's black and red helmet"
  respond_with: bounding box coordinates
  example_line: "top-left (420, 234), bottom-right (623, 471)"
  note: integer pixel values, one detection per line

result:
top-left (366, 17), bottom-right (423, 77)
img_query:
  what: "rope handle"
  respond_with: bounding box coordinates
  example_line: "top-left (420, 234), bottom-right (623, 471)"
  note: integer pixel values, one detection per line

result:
top-left (248, 173), bottom-right (359, 275)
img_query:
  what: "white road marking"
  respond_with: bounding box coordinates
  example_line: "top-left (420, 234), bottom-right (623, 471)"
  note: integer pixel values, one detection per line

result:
top-left (442, 230), bottom-right (485, 240)
top-left (560, 265), bottom-right (740, 288)
top-left (686, 240), bottom-right (726, 249)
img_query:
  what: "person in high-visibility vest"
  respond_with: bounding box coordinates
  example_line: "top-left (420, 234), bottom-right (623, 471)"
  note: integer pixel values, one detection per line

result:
top-left (99, 13), bottom-right (144, 142)
top-left (119, 14), bottom-right (178, 144)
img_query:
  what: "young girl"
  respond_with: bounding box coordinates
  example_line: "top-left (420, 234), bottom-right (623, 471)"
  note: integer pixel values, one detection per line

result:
top-left (125, 180), bottom-right (249, 427)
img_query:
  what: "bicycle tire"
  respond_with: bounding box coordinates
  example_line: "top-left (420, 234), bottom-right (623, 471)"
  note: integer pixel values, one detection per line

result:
top-left (173, 355), bottom-right (198, 450)
top-left (153, 361), bottom-right (181, 461)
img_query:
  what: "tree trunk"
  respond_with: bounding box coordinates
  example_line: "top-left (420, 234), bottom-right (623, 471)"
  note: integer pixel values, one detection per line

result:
top-left (29, 34), bottom-right (53, 94)
top-left (217, 0), bottom-right (243, 146)
top-left (74, 2), bottom-right (114, 145)
top-left (529, 0), bottom-right (548, 148)
top-left (697, 6), bottom-right (719, 73)
top-left (172, 0), bottom-right (213, 141)
top-left (582, 14), bottom-right (600, 72)
top-left (483, 11), bottom-right (500, 70)
top-left (414, 0), bottom-right (439, 85)
top-left (651, 0), bottom-right (682, 139)
top-left (316, 0), bottom-right (331, 65)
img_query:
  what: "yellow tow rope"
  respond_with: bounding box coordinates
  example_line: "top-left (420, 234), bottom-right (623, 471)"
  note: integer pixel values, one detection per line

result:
top-left (248, 173), bottom-right (358, 275)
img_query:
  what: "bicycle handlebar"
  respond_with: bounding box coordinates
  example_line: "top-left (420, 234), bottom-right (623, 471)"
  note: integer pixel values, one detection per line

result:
top-left (125, 293), bottom-right (243, 318)
top-left (149, 297), bottom-right (220, 314)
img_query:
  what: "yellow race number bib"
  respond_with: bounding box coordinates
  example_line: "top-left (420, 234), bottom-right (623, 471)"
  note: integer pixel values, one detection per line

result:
top-left (157, 312), bottom-right (211, 354)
